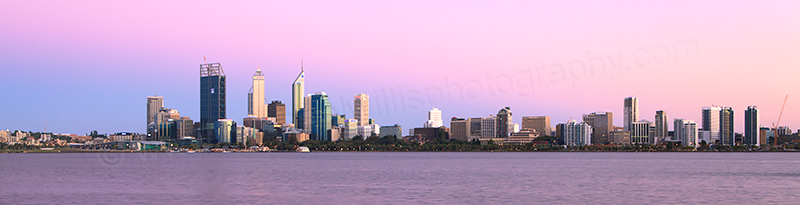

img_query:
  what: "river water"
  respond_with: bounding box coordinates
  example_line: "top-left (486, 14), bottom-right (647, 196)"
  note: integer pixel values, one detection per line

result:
top-left (1, 152), bottom-right (799, 204)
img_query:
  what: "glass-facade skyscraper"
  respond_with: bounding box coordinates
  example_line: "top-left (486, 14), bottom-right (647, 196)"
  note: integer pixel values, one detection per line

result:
top-left (744, 106), bottom-right (760, 145)
top-left (308, 92), bottom-right (332, 141)
top-left (292, 66), bottom-right (305, 126)
top-left (200, 62), bottom-right (226, 144)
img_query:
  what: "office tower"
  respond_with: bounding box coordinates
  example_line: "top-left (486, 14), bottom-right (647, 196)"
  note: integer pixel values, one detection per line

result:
top-left (344, 119), bottom-right (359, 140)
top-left (146, 96), bottom-right (163, 128)
top-left (150, 108), bottom-right (180, 141)
top-left (268, 101), bottom-right (286, 125)
top-left (450, 117), bottom-right (468, 141)
top-left (424, 108), bottom-right (443, 128)
top-left (630, 120), bottom-right (651, 144)
top-left (624, 97), bottom-right (639, 131)
top-left (214, 119), bottom-right (235, 144)
top-left (582, 112), bottom-right (613, 144)
top-left (744, 106), bottom-right (760, 145)
top-left (308, 92), bottom-right (332, 141)
top-left (719, 107), bottom-right (734, 146)
top-left (563, 120), bottom-right (592, 146)
top-left (609, 126), bottom-right (630, 145)
top-left (200, 62), bottom-right (226, 143)
top-left (380, 124), bottom-right (403, 139)
top-left (521, 116), bottom-right (551, 137)
top-left (468, 117), bottom-right (483, 141)
top-left (247, 66), bottom-right (267, 118)
top-left (655, 110), bottom-right (668, 141)
top-left (702, 106), bottom-right (722, 143)
top-left (683, 120), bottom-right (699, 147)
top-left (175, 116), bottom-right (194, 139)
top-left (354, 93), bottom-right (369, 126)
top-left (292, 64), bottom-right (305, 125)
top-left (496, 107), bottom-right (512, 137)
top-left (357, 126), bottom-right (372, 138)
top-left (481, 116), bottom-right (497, 138)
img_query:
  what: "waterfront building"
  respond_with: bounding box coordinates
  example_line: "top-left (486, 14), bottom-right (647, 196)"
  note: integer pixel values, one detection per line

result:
top-left (146, 96), bottom-right (163, 129)
top-left (702, 106), bottom-right (722, 143)
top-left (719, 107), bottom-right (735, 146)
top-left (563, 120), bottom-right (592, 146)
top-left (468, 117), bottom-right (482, 141)
top-left (744, 106), bottom-right (760, 145)
top-left (200, 61), bottom-right (226, 144)
top-left (674, 118), bottom-right (699, 147)
top-left (424, 108), bottom-right (443, 128)
top-left (412, 127), bottom-right (450, 142)
top-left (609, 126), bottom-right (630, 145)
top-left (630, 120), bottom-right (651, 145)
top-left (357, 126), bottom-right (372, 138)
top-left (354, 93), bottom-right (369, 126)
top-left (380, 124), bottom-right (403, 139)
top-left (214, 119), bottom-right (235, 144)
top-left (583, 112), bottom-right (613, 144)
top-left (450, 117), bottom-right (468, 141)
top-left (307, 92), bottom-right (332, 141)
top-left (506, 129), bottom-right (540, 145)
top-left (344, 119), bottom-right (359, 140)
top-left (292, 64), bottom-right (305, 125)
top-left (624, 97), bottom-right (639, 131)
top-left (655, 110), bottom-right (669, 141)
top-left (776, 126), bottom-right (793, 136)
top-left (175, 116), bottom-right (194, 139)
top-left (521, 116), bottom-right (551, 137)
top-left (760, 127), bottom-right (774, 145)
top-left (481, 116), bottom-right (497, 138)
top-left (496, 107), bottom-right (512, 138)
top-left (247, 66), bottom-right (267, 118)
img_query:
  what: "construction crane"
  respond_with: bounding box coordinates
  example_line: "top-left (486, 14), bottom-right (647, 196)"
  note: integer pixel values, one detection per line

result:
top-left (773, 95), bottom-right (788, 146)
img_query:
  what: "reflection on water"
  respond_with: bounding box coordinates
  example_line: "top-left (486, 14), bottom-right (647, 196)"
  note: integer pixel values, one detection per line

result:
top-left (1, 152), bottom-right (799, 204)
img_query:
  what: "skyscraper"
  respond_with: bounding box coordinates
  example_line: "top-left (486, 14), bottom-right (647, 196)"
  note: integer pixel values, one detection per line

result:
top-left (583, 112), bottom-right (613, 144)
top-left (521, 116), bottom-right (551, 137)
top-left (268, 101), bottom-right (286, 125)
top-left (481, 116), bottom-right (497, 138)
top-left (624, 97), bottom-right (639, 131)
top-left (563, 120), bottom-right (592, 146)
top-left (702, 106), bottom-right (722, 143)
top-left (655, 110), bottom-right (668, 141)
top-left (744, 106), bottom-right (760, 145)
top-left (146, 96), bottom-right (163, 128)
top-left (496, 107), bottom-right (512, 138)
top-left (354, 93), bottom-right (369, 126)
top-left (630, 120), bottom-right (651, 144)
top-left (200, 62), bottom-right (226, 143)
top-left (247, 66), bottom-right (267, 118)
top-left (450, 118), bottom-right (468, 141)
top-left (308, 92), bottom-right (332, 141)
top-left (424, 108), bottom-right (443, 128)
top-left (292, 64), bottom-right (305, 125)
top-left (720, 107), bottom-right (735, 146)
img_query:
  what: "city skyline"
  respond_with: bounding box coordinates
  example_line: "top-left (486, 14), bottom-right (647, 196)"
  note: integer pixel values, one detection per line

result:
top-left (2, 1), bottom-right (800, 135)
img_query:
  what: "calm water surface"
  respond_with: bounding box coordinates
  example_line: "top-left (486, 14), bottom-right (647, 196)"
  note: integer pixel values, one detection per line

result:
top-left (1, 152), bottom-right (799, 204)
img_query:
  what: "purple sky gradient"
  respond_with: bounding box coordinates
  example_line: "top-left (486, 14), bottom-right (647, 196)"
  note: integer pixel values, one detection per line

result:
top-left (1, 0), bottom-right (799, 135)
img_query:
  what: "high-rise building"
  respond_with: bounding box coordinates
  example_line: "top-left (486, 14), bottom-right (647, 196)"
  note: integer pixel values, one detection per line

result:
top-left (292, 65), bottom-right (305, 125)
top-left (424, 108), bottom-right (443, 128)
top-left (354, 93), bottom-right (369, 126)
top-left (200, 62), bottom-right (226, 143)
top-left (344, 119), bottom-right (359, 140)
top-left (744, 106), bottom-right (760, 145)
top-left (468, 117), bottom-right (482, 141)
top-left (146, 96), bottom-right (163, 128)
top-left (308, 92), bottom-right (332, 141)
top-left (247, 66), bottom-right (267, 118)
top-left (268, 101), bottom-right (286, 125)
top-left (583, 112), bottom-right (613, 144)
top-left (496, 107), bottom-right (512, 137)
top-left (719, 107), bottom-right (735, 146)
top-left (175, 116), bottom-right (194, 139)
top-left (563, 120), bottom-right (592, 146)
top-left (630, 120), bottom-right (651, 144)
top-left (214, 119), bottom-right (235, 144)
top-left (624, 97), bottom-right (639, 131)
top-left (702, 106), bottom-right (722, 143)
top-left (450, 117), bottom-right (468, 141)
top-left (481, 116), bottom-right (497, 138)
top-left (655, 110), bottom-right (668, 141)
top-left (521, 116), bottom-right (551, 137)
top-left (674, 118), bottom-right (698, 147)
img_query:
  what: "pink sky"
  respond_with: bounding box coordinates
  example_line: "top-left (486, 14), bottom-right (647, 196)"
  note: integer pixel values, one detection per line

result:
top-left (1, 0), bottom-right (799, 134)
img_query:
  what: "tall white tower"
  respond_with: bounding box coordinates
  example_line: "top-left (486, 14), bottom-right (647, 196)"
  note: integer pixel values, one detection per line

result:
top-left (425, 108), bottom-right (443, 128)
top-left (248, 66), bottom-right (267, 118)
top-left (354, 93), bottom-right (369, 126)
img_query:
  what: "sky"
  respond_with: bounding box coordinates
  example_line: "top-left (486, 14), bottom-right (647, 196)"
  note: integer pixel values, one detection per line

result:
top-left (1, 0), bottom-right (799, 135)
